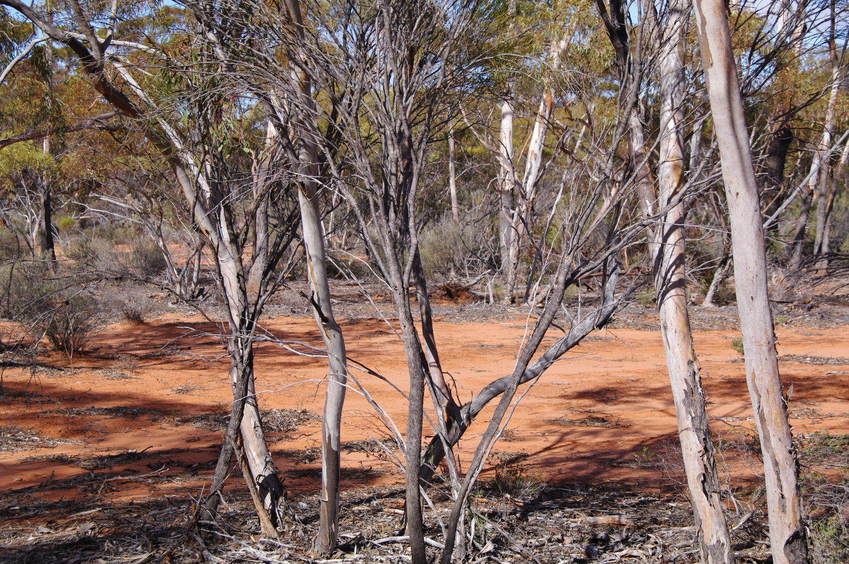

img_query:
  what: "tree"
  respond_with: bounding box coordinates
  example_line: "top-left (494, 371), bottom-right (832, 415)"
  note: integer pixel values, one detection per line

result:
top-left (0, 0), bottom-right (300, 533)
top-left (694, 0), bottom-right (808, 561)
top-left (595, 1), bottom-right (733, 558)
top-left (650, 1), bottom-right (733, 559)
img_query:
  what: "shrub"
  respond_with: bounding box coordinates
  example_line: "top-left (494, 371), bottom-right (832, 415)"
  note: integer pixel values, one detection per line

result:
top-left (731, 336), bottom-right (744, 356)
top-left (0, 229), bottom-right (25, 260)
top-left (129, 242), bottom-right (167, 277)
top-left (41, 295), bottom-right (100, 359)
top-left (490, 461), bottom-right (545, 500)
top-left (0, 260), bottom-right (55, 319)
top-left (54, 216), bottom-right (76, 234)
top-left (810, 515), bottom-right (849, 563)
top-left (419, 214), bottom-right (495, 278)
top-left (64, 234), bottom-right (118, 272)
top-left (89, 222), bottom-right (136, 244)
top-left (120, 300), bottom-right (150, 324)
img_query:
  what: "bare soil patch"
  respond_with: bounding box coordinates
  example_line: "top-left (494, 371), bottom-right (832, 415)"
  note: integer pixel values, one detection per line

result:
top-left (0, 304), bottom-right (847, 561)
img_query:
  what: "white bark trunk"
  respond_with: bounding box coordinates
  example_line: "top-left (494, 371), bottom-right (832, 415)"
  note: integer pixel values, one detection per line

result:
top-left (498, 98), bottom-right (518, 303)
top-left (448, 127), bottom-right (459, 223)
top-left (654, 3), bottom-right (732, 560)
top-left (694, 2), bottom-right (807, 561)
top-left (282, 0), bottom-right (349, 553)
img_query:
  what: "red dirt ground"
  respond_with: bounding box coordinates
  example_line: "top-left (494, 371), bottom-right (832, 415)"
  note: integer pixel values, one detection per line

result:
top-left (1, 313), bottom-right (848, 510)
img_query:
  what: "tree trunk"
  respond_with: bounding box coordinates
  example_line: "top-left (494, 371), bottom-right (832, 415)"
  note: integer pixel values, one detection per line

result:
top-left (788, 51), bottom-right (841, 270)
top-left (247, 122), bottom-right (275, 292)
top-left (38, 138), bottom-right (57, 269)
top-left (815, 137), bottom-right (849, 272)
top-left (702, 254), bottom-right (731, 308)
top-left (281, 1), bottom-right (350, 551)
top-left (448, 127), bottom-right (459, 223)
top-left (299, 167), bottom-right (348, 556)
top-left (763, 123), bottom-right (794, 219)
top-left (208, 249), bottom-right (285, 532)
top-left (654, 2), bottom-right (732, 559)
top-left (236, 349), bottom-right (285, 533)
top-left (395, 293), bottom-right (428, 564)
top-left (498, 98), bottom-right (518, 303)
top-left (37, 179), bottom-right (56, 268)
top-left (694, 2), bottom-right (807, 561)
top-left (202, 337), bottom-right (283, 537)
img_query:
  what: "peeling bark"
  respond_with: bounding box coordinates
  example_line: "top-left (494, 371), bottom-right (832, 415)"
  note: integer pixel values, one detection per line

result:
top-left (694, 1), bottom-right (807, 560)
top-left (653, 1), bottom-right (732, 560)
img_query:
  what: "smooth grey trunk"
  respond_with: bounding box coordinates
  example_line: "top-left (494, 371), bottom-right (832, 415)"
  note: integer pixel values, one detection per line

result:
top-left (297, 154), bottom-right (348, 557)
top-left (815, 137), bottom-right (849, 272)
top-left (218, 254), bottom-right (285, 531)
top-left (628, 108), bottom-right (657, 219)
top-left (694, 1), bottom-right (807, 561)
top-left (302, 181), bottom-right (348, 555)
top-left (393, 283), bottom-right (427, 564)
top-left (247, 122), bottom-right (275, 292)
top-left (282, 0), bottom-right (349, 551)
top-left (499, 34), bottom-right (570, 304)
top-left (653, 2), bottom-right (732, 559)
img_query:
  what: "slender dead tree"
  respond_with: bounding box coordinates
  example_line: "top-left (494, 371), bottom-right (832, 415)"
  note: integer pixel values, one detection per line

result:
top-left (694, 0), bottom-right (808, 561)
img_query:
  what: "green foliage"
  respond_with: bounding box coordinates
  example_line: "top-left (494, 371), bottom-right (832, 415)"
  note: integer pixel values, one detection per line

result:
top-left (0, 140), bottom-right (57, 180)
top-left (54, 215), bottom-right (76, 233)
top-left (810, 515), bottom-right (849, 563)
top-left (731, 337), bottom-right (745, 356)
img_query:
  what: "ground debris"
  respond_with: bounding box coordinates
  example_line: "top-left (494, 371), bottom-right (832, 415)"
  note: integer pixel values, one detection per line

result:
top-left (0, 425), bottom-right (65, 452)
top-left (779, 354), bottom-right (849, 366)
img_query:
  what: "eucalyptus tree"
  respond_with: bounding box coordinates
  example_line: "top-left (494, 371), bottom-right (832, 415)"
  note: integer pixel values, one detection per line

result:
top-left (0, 12), bottom-right (61, 267)
top-left (593, 1), bottom-right (733, 559)
top-left (291, 3), bottom-right (490, 558)
top-left (694, 0), bottom-right (808, 560)
top-left (650, 1), bottom-right (734, 559)
top-left (278, 7), bottom-right (661, 563)
top-left (0, 0), bottom-right (303, 533)
top-left (178, 0), bottom-right (355, 550)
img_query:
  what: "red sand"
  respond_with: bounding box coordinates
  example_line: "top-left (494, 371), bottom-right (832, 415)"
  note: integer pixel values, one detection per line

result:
top-left (1, 314), bottom-right (847, 506)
